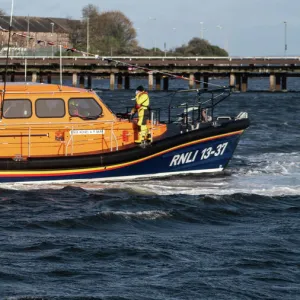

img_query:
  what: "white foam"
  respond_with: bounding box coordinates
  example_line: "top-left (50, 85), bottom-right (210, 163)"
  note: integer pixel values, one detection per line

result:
top-left (234, 152), bottom-right (300, 176)
top-left (100, 210), bottom-right (170, 220)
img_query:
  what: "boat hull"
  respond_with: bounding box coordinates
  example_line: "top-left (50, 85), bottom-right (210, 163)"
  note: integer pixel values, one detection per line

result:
top-left (0, 119), bottom-right (249, 183)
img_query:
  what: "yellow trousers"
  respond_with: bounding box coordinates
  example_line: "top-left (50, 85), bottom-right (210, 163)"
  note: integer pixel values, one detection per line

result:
top-left (135, 108), bottom-right (149, 143)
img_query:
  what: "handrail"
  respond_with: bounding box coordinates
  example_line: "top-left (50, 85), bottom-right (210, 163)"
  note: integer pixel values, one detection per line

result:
top-left (110, 122), bottom-right (118, 151)
top-left (0, 119), bottom-right (120, 157)
top-left (0, 119), bottom-right (116, 127)
top-left (65, 125), bottom-right (74, 156)
top-left (28, 126), bottom-right (31, 157)
top-left (0, 90), bottom-right (86, 94)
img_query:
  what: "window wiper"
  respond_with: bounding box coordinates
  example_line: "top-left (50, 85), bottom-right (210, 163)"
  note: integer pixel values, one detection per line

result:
top-left (70, 113), bottom-right (103, 120)
top-left (80, 114), bottom-right (102, 120)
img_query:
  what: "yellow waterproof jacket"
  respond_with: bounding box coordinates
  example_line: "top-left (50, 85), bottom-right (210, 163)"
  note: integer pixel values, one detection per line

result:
top-left (132, 91), bottom-right (149, 113)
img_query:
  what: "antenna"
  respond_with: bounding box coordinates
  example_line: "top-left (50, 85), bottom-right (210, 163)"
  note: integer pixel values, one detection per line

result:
top-left (1, 0), bottom-right (14, 118)
top-left (60, 44), bottom-right (62, 87)
top-left (25, 14), bottom-right (29, 82)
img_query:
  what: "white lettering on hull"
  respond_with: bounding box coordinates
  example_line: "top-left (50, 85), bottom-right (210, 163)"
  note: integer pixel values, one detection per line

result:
top-left (169, 150), bottom-right (199, 167)
top-left (169, 142), bottom-right (229, 167)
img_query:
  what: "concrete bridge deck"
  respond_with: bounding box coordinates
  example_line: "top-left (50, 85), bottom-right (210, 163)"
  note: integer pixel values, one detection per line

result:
top-left (0, 56), bottom-right (300, 91)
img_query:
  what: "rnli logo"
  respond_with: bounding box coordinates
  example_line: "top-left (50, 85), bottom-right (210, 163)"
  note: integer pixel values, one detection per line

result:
top-left (169, 151), bottom-right (199, 167)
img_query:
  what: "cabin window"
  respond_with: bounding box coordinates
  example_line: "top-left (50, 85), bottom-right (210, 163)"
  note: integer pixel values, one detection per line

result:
top-left (68, 98), bottom-right (103, 119)
top-left (36, 98), bottom-right (65, 118)
top-left (3, 99), bottom-right (32, 119)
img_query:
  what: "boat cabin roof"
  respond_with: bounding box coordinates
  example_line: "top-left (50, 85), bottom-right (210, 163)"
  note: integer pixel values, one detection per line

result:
top-left (0, 82), bottom-right (115, 122)
top-left (0, 82), bottom-right (89, 94)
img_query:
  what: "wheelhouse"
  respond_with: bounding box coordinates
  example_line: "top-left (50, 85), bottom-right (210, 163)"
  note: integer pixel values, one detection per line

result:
top-left (0, 83), bottom-right (167, 159)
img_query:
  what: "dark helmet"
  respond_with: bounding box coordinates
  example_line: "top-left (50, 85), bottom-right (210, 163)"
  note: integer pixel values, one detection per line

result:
top-left (136, 85), bottom-right (144, 92)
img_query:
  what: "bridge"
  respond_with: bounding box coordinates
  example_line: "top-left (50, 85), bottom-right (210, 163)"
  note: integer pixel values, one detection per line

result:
top-left (1, 56), bottom-right (300, 91)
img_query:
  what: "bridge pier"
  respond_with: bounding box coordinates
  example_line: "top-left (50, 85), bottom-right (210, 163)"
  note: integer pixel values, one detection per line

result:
top-left (124, 73), bottom-right (130, 89)
top-left (282, 74), bottom-right (287, 90)
top-left (229, 73), bottom-right (236, 87)
top-left (117, 74), bottom-right (123, 89)
top-left (32, 72), bottom-right (37, 83)
top-left (87, 74), bottom-right (92, 89)
top-left (195, 73), bottom-right (201, 89)
top-left (236, 74), bottom-right (241, 91)
top-left (79, 74), bottom-right (85, 88)
top-left (156, 74), bottom-right (161, 90)
top-left (189, 73), bottom-right (194, 89)
top-left (271, 73), bottom-right (287, 91)
top-left (270, 74), bottom-right (276, 91)
top-left (110, 73), bottom-right (115, 90)
top-left (72, 72), bottom-right (77, 87)
top-left (47, 73), bottom-right (51, 84)
top-left (39, 72), bottom-right (44, 83)
top-left (148, 73), bottom-right (153, 90)
top-left (203, 74), bottom-right (209, 90)
top-left (163, 77), bottom-right (169, 90)
top-left (241, 74), bottom-right (248, 92)
top-left (276, 74), bottom-right (281, 91)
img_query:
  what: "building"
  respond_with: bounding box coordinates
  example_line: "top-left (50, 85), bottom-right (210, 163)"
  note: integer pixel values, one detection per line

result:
top-left (0, 16), bottom-right (79, 56)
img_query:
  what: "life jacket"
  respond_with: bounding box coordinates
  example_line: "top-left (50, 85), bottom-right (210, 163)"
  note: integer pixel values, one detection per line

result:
top-left (135, 91), bottom-right (149, 110)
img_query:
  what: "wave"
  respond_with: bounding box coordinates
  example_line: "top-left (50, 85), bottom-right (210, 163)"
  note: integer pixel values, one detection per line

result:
top-left (1, 177), bottom-right (299, 197)
top-left (99, 210), bottom-right (170, 220)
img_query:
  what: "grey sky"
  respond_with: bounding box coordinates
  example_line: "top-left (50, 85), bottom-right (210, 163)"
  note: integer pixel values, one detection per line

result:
top-left (2, 0), bottom-right (299, 56)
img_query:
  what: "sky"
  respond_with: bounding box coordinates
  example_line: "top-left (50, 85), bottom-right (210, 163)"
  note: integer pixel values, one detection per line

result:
top-left (1, 0), bottom-right (300, 56)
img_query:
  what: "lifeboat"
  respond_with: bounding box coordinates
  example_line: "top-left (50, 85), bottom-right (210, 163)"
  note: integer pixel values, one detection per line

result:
top-left (0, 82), bottom-right (249, 183)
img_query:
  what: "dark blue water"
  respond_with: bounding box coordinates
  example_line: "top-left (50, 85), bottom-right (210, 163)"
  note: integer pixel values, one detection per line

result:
top-left (0, 78), bottom-right (299, 299)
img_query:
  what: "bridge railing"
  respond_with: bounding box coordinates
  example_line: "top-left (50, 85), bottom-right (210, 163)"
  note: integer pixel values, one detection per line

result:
top-left (0, 55), bottom-right (300, 61)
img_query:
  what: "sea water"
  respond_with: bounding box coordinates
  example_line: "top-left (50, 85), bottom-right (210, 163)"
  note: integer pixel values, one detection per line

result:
top-left (0, 77), bottom-right (299, 299)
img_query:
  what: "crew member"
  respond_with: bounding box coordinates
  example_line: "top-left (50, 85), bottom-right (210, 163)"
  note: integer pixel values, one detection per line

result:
top-left (129, 85), bottom-right (150, 143)
top-left (69, 99), bottom-right (90, 118)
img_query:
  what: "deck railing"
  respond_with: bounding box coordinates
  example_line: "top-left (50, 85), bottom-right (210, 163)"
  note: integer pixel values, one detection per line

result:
top-left (0, 119), bottom-right (119, 158)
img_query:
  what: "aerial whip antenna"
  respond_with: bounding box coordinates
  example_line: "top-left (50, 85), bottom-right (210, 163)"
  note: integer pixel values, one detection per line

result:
top-left (1, 0), bottom-right (14, 118)
top-left (25, 14), bottom-right (29, 82)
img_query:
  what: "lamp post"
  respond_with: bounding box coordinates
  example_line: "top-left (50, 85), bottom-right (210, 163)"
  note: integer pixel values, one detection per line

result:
top-left (200, 22), bottom-right (204, 39)
top-left (50, 22), bottom-right (54, 57)
top-left (149, 17), bottom-right (156, 52)
top-left (26, 15), bottom-right (30, 51)
top-left (217, 25), bottom-right (224, 49)
top-left (86, 17), bottom-right (89, 53)
top-left (284, 21), bottom-right (287, 56)
top-left (172, 27), bottom-right (176, 48)
top-left (216, 25), bottom-right (229, 54)
top-left (217, 24), bottom-right (222, 46)
top-left (25, 15), bottom-right (30, 82)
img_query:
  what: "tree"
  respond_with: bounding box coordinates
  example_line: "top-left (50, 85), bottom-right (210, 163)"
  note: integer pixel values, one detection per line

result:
top-left (69, 4), bottom-right (138, 55)
top-left (66, 4), bottom-right (228, 56)
top-left (66, 17), bottom-right (85, 51)
top-left (97, 11), bottom-right (137, 55)
top-left (173, 37), bottom-right (228, 56)
top-left (82, 4), bottom-right (99, 19)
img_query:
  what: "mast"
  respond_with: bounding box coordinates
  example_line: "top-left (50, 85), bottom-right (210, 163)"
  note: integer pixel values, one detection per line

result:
top-left (1, 0), bottom-right (14, 118)
top-left (25, 14), bottom-right (30, 82)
